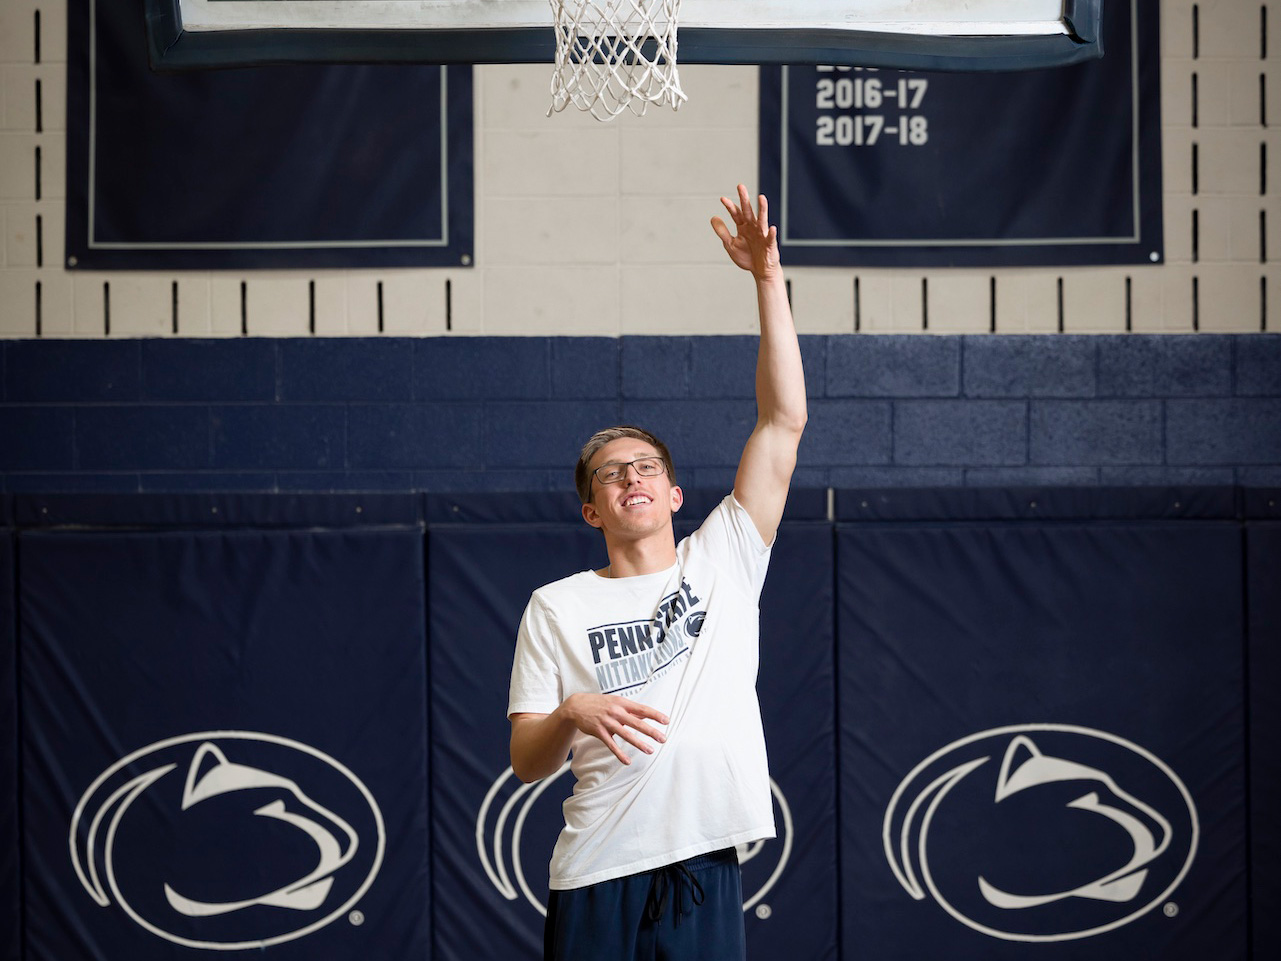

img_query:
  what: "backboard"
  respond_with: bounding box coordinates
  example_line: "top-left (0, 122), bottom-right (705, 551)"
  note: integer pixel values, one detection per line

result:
top-left (145, 1), bottom-right (1105, 71)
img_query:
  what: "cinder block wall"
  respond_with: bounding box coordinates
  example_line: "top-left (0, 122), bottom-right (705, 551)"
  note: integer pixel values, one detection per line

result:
top-left (0, 3), bottom-right (1278, 492)
top-left (1, 335), bottom-right (1278, 492)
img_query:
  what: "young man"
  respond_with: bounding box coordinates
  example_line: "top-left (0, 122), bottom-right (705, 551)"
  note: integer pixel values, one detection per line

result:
top-left (507, 185), bottom-right (806, 961)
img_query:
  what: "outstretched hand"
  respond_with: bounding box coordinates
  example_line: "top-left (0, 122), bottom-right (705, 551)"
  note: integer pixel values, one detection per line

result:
top-left (562, 693), bottom-right (668, 765)
top-left (711, 184), bottom-right (781, 281)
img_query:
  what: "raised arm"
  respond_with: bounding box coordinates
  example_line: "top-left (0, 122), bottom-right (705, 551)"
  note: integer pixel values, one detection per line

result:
top-left (710, 185), bottom-right (807, 546)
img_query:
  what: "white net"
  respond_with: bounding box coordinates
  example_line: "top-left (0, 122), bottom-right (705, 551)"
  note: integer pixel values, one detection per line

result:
top-left (549, 0), bottom-right (687, 121)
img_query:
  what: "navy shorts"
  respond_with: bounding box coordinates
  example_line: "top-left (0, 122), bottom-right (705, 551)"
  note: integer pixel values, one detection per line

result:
top-left (544, 848), bottom-right (746, 961)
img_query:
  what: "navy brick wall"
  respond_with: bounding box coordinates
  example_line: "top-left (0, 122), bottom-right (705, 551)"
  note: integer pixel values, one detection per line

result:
top-left (1, 335), bottom-right (1278, 493)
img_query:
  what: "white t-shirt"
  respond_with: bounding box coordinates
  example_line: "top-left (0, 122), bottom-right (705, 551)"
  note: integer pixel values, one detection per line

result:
top-left (508, 494), bottom-right (776, 890)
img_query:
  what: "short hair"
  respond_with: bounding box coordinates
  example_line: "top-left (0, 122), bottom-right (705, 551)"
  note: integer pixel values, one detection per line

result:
top-left (575, 425), bottom-right (676, 504)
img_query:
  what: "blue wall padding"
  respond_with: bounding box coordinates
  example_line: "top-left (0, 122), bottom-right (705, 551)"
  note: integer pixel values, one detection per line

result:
top-left (742, 521), bottom-right (838, 960)
top-left (834, 484), bottom-right (1238, 522)
top-left (1, 488), bottom-right (1276, 959)
top-left (428, 522), bottom-right (607, 959)
top-left (12, 492), bottom-right (421, 529)
top-left (18, 525), bottom-right (429, 959)
top-left (0, 526), bottom-right (17, 961)
top-left (1248, 520), bottom-right (1281, 961)
top-left (838, 515), bottom-right (1246, 960)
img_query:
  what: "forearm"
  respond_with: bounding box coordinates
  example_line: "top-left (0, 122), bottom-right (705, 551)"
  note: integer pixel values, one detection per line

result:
top-left (510, 702), bottom-right (578, 783)
top-left (754, 272), bottom-right (808, 432)
top-left (511, 693), bottom-right (668, 782)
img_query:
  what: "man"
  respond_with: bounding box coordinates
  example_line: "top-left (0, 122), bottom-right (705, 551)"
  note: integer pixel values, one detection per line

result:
top-left (507, 185), bottom-right (806, 961)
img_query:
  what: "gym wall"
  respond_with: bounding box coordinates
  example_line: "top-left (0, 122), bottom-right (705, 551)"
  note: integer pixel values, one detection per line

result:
top-left (0, 5), bottom-right (1277, 961)
top-left (0, 1), bottom-right (1275, 336)
top-left (0, 488), bottom-right (1277, 960)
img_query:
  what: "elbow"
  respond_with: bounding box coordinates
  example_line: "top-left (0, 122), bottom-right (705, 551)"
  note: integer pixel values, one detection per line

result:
top-left (761, 408), bottom-right (807, 436)
top-left (510, 751), bottom-right (546, 784)
top-left (773, 411), bottom-right (808, 436)
top-left (510, 753), bottom-right (534, 784)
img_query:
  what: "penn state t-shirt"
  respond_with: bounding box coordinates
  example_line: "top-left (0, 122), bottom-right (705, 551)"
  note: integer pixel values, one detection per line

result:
top-left (508, 494), bottom-right (776, 890)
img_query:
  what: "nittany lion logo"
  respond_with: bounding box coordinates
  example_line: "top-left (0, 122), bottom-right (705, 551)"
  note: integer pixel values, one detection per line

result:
top-left (884, 724), bottom-right (1198, 942)
top-left (71, 731), bottom-right (385, 950)
top-left (477, 764), bottom-right (792, 917)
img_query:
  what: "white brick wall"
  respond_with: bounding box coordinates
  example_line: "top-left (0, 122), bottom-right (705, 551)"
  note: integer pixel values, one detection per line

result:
top-left (0, 1), bottom-right (1274, 338)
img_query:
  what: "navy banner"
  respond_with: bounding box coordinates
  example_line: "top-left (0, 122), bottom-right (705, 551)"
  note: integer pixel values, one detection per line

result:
top-left (838, 519), bottom-right (1245, 959)
top-left (427, 499), bottom-right (837, 960)
top-left (66, 0), bottom-right (473, 270)
top-left (760, 0), bottom-right (1162, 267)
top-left (19, 528), bottom-right (429, 959)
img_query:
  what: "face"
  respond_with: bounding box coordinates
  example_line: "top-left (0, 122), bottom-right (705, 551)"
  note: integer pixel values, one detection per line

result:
top-left (581, 437), bottom-right (683, 538)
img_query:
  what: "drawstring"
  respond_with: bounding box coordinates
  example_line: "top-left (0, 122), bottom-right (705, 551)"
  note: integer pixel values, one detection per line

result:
top-left (645, 862), bottom-right (706, 927)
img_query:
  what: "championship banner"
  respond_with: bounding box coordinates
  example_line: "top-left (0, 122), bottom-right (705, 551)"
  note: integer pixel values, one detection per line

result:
top-left (19, 526), bottom-right (429, 959)
top-left (427, 493), bottom-right (836, 960)
top-left (760, 0), bottom-right (1162, 267)
top-left (837, 512), bottom-right (1246, 960)
top-left (66, 0), bottom-right (473, 270)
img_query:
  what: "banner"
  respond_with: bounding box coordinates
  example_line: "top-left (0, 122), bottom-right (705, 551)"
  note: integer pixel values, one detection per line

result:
top-left (66, 0), bottom-right (473, 270)
top-left (427, 494), bottom-right (837, 960)
top-left (760, 0), bottom-right (1162, 267)
top-left (837, 518), bottom-right (1245, 959)
top-left (19, 527), bottom-right (429, 959)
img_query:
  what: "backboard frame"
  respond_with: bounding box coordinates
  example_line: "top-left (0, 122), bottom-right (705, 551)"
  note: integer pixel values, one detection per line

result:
top-left (143, 0), bottom-right (1104, 72)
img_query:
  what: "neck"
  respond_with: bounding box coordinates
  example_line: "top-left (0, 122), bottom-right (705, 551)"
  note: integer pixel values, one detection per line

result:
top-left (599, 532), bottom-right (677, 578)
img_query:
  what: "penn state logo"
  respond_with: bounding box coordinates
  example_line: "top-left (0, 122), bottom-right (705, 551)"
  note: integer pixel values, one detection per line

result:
top-left (884, 724), bottom-right (1198, 942)
top-left (70, 731), bottom-right (385, 950)
top-left (477, 764), bottom-right (792, 917)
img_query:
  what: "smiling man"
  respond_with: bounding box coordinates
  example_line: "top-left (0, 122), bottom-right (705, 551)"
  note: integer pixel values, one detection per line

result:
top-left (507, 186), bottom-right (806, 961)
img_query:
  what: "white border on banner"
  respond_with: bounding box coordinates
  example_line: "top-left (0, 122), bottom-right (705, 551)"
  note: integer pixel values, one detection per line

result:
top-left (87, 0), bottom-right (452, 251)
top-left (779, 0), bottom-right (1142, 249)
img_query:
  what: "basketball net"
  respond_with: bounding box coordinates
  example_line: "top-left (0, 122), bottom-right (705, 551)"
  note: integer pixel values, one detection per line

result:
top-left (549, 0), bottom-right (687, 121)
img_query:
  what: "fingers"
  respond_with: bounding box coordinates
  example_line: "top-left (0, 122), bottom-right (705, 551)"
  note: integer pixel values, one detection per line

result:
top-left (610, 707), bottom-right (668, 749)
top-left (612, 725), bottom-right (658, 758)
top-left (620, 699), bottom-right (669, 725)
top-left (719, 195), bottom-right (742, 226)
top-left (721, 186), bottom-right (772, 239)
top-left (592, 698), bottom-right (669, 764)
top-left (710, 216), bottom-right (733, 246)
top-left (595, 722), bottom-right (653, 766)
top-left (599, 730), bottom-right (632, 765)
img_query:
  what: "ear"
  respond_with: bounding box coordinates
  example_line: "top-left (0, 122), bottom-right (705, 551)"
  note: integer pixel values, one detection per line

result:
top-left (581, 501), bottom-right (604, 529)
top-left (669, 485), bottom-right (683, 513)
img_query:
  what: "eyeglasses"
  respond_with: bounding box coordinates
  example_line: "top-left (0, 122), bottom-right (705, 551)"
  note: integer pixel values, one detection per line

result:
top-left (592, 457), bottom-right (667, 486)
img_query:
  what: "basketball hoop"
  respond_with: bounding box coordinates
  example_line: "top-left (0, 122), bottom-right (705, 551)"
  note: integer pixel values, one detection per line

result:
top-left (549, 0), bottom-right (687, 121)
